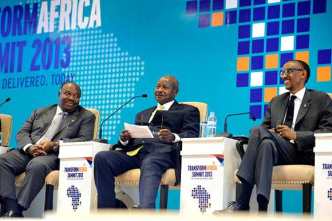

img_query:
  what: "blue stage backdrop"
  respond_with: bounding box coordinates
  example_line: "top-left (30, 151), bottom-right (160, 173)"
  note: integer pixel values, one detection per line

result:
top-left (1, 0), bottom-right (332, 212)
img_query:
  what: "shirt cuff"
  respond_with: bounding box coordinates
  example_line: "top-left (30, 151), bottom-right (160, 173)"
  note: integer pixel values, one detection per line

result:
top-left (173, 133), bottom-right (181, 143)
top-left (23, 144), bottom-right (33, 152)
top-left (119, 139), bottom-right (129, 146)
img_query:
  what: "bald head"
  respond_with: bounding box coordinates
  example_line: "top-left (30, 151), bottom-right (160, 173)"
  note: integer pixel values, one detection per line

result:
top-left (160, 76), bottom-right (179, 93)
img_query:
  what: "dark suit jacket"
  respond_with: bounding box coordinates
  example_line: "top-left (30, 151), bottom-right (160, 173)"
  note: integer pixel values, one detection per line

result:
top-left (16, 104), bottom-right (95, 151)
top-left (116, 101), bottom-right (200, 154)
top-left (262, 89), bottom-right (332, 164)
top-left (114, 101), bottom-right (200, 184)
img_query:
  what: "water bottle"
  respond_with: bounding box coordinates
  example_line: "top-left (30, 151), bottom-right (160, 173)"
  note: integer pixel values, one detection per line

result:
top-left (206, 112), bottom-right (217, 137)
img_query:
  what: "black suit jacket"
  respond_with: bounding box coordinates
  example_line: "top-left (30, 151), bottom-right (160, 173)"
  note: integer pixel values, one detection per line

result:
top-left (16, 104), bottom-right (95, 151)
top-left (262, 89), bottom-right (332, 164)
top-left (116, 101), bottom-right (200, 153)
top-left (114, 101), bottom-right (200, 184)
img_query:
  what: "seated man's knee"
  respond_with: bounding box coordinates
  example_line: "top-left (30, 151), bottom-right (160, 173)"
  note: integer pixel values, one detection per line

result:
top-left (260, 139), bottom-right (274, 145)
top-left (94, 150), bottom-right (120, 169)
top-left (140, 157), bottom-right (159, 172)
top-left (259, 139), bottom-right (275, 151)
top-left (26, 158), bottom-right (49, 175)
top-left (94, 151), bottom-right (108, 163)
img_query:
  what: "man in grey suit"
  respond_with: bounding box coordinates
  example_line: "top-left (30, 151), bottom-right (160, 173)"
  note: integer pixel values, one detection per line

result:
top-left (222, 60), bottom-right (332, 212)
top-left (0, 82), bottom-right (95, 217)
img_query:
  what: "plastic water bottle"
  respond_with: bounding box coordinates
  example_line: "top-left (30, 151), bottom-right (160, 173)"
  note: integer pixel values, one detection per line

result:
top-left (206, 112), bottom-right (217, 137)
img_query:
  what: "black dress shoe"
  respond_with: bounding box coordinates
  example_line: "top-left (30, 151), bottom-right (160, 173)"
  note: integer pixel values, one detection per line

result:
top-left (0, 208), bottom-right (7, 217)
top-left (115, 198), bottom-right (127, 209)
top-left (4, 210), bottom-right (23, 218)
top-left (213, 201), bottom-right (249, 214)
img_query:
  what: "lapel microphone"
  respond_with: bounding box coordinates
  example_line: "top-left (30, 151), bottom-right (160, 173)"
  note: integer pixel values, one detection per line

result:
top-left (98, 94), bottom-right (148, 142)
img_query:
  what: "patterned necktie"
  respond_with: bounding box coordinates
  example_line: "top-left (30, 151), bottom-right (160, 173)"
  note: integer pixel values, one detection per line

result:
top-left (284, 95), bottom-right (296, 128)
top-left (43, 112), bottom-right (66, 141)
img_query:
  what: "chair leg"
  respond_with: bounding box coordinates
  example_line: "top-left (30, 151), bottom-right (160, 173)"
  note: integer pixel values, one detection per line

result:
top-left (302, 183), bottom-right (312, 213)
top-left (235, 182), bottom-right (241, 201)
top-left (159, 185), bottom-right (169, 209)
top-left (44, 184), bottom-right (54, 211)
top-left (275, 190), bottom-right (282, 212)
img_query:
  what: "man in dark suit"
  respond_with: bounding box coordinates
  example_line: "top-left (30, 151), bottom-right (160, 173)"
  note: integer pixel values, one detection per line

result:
top-left (0, 82), bottom-right (95, 217)
top-left (224, 60), bottom-right (332, 212)
top-left (94, 75), bottom-right (200, 209)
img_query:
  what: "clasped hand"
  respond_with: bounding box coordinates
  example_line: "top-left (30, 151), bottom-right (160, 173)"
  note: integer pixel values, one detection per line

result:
top-left (28, 140), bottom-right (57, 157)
top-left (272, 125), bottom-right (297, 140)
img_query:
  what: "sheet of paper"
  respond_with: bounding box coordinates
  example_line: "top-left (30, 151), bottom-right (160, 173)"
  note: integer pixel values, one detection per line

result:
top-left (124, 122), bottom-right (154, 138)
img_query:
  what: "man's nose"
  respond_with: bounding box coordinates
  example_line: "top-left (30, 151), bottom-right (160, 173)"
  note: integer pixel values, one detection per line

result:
top-left (281, 74), bottom-right (288, 80)
top-left (67, 95), bottom-right (77, 101)
top-left (156, 88), bottom-right (163, 93)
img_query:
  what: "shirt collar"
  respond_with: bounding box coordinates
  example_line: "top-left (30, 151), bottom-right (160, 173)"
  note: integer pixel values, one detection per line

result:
top-left (56, 105), bottom-right (68, 116)
top-left (56, 105), bottom-right (63, 115)
top-left (291, 87), bottom-right (306, 101)
top-left (157, 100), bottom-right (174, 111)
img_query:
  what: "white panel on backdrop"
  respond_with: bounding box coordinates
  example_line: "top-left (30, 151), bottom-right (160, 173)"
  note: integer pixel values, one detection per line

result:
top-left (250, 71), bottom-right (263, 87)
top-left (280, 36), bottom-right (295, 51)
top-left (225, 0), bottom-right (238, 9)
top-left (252, 22), bottom-right (266, 38)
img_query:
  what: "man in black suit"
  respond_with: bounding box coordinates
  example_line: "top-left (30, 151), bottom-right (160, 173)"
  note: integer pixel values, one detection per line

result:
top-left (94, 75), bottom-right (200, 209)
top-left (224, 60), bottom-right (332, 212)
top-left (0, 82), bottom-right (95, 217)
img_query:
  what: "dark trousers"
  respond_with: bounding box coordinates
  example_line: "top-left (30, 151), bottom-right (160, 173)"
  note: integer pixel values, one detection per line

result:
top-left (237, 126), bottom-right (297, 207)
top-left (94, 150), bottom-right (174, 209)
top-left (0, 150), bottom-right (58, 209)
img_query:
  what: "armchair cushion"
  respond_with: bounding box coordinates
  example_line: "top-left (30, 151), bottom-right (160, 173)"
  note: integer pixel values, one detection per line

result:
top-left (272, 165), bottom-right (314, 190)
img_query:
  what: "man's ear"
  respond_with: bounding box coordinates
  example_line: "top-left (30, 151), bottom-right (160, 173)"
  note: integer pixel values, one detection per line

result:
top-left (302, 71), bottom-right (308, 81)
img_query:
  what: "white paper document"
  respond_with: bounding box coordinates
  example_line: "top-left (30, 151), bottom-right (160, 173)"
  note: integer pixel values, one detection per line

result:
top-left (124, 122), bottom-right (154, 138)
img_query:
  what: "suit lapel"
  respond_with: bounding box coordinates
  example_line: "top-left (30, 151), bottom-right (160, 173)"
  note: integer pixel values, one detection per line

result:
top-left (41, 106), bottom-right (57, 133)
top-left (54, 109), bottom-right (79, 137)
top-left (144, 106), bottom-right (156, 124)
top-left (295, 90), bottom-right (312, 126)
top-left (147, 107), bottom-right (156, 119)
top-left (169, 101), bottom-right (179, 111)
top-left (276, 93), bottom-right (289, 125)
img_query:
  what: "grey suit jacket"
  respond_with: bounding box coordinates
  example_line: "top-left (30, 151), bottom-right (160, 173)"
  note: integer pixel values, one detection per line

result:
top-left (262, 89), bottom-right (332, 164)
top-left (16, 104), bottom-right (95, 150)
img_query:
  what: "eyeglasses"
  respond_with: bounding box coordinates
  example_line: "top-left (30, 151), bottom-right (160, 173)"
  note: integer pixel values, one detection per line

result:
top-left (280, 68), bottom-right (304, 77)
